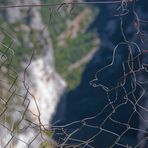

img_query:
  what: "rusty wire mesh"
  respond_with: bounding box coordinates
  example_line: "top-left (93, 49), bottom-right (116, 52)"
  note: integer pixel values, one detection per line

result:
top-left (0, 0), bottom-right (148, 148)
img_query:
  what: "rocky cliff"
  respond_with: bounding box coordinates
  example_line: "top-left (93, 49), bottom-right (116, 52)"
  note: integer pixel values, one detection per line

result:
top-left (0, 0), bottom-right (66, 147)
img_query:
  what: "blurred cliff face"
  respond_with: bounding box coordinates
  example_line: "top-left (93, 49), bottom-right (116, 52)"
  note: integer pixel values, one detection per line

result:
top-left (0, 0), bottom-right (148, 147)
top-left (0, 0), bottom-right (67, 147)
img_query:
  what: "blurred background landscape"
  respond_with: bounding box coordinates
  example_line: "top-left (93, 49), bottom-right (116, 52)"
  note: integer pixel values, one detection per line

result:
top-left (0, 0), bottom-right (148, 147)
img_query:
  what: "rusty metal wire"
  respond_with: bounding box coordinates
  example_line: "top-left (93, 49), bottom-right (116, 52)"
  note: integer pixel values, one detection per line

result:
top-left (0, 0), bottom-right (148, 148)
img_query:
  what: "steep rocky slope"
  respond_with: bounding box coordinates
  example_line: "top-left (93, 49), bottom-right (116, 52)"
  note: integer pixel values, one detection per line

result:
top-left (0, 0), bottom-right (97, 147)
top-left (0, 0), bottom-right (66, 147)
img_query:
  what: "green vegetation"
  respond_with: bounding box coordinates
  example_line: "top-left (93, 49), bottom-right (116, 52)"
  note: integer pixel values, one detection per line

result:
top-left (40, 129), bottom-right (55, 148)
top-left (41, 0), bottom-right (98, 89)
top-left (43, 129), bottom-right (54, 138)
top-left (0, 0), bottom-right (98, 89)
top-left (40, 142), bottom-right (49, 148)
top-left (0, 20), bottom-right (31, 71)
